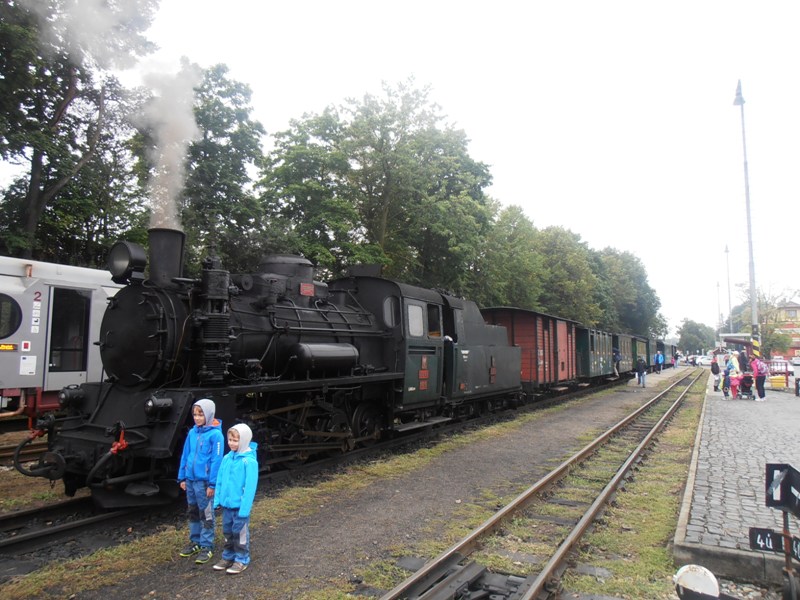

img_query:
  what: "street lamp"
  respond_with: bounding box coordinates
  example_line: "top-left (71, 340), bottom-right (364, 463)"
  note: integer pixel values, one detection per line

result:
top-left (733, 80), bottom-right (760, 357)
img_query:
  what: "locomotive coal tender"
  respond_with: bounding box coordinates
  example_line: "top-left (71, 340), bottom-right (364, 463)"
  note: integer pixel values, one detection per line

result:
top-left (15, 229), bottom-right (522, 506)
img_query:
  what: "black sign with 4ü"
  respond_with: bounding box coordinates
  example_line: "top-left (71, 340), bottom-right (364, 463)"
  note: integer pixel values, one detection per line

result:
top-left (765, 463), bottom-right (800, 519)
top-left (749, 527), bottom-right (800, 561)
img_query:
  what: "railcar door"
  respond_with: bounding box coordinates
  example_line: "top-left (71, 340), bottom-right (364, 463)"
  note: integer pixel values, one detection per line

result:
top-left (403, 300), bottom-right (444, 405)
top-left (42, 286), bottom-right (97, 393)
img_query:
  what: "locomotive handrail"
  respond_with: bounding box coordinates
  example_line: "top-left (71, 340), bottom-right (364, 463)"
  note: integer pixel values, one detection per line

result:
top-left (267, 314), bottom-right (388, 336)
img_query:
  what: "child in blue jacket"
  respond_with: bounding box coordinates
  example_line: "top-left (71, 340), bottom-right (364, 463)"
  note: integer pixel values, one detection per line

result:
top-left (177, 399), bottom-right (224, 564)
top-left (212, 423), bottom-right (259, 574)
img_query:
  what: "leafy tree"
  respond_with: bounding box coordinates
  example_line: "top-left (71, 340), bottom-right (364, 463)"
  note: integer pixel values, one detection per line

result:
top-left (677, 319), bottom-right (716, 355)
top-left (1, 79), bottom-right (150, 265)
top-left (0, 0), bottom-right (156, 257)
top-left (468, 204), bottom-right (543, 309)
top-left (339, 80), bottom-right (493, 291)
top-left (178, 64), bottom-right (266, 272)
top-left (261, 108), bottom-right (380, 278)
top-left (593, 247), bottom-right (665, 336)
top-left (532, 226), bottom-right (601, 325)
top-left (261, 79), bottom-right (493, 288)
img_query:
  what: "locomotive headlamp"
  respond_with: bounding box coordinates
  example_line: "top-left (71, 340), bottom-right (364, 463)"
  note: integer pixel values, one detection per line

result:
top-left (58, 385), bottom-right (86, 408)
top-left (108, 241), bottom-right (147, 283)
top-left (144, 396), bottom-right (173, 416)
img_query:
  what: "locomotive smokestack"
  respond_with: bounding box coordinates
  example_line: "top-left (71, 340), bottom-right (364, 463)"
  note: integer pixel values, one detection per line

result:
top-left (148, 228), bottom-right (185, 287)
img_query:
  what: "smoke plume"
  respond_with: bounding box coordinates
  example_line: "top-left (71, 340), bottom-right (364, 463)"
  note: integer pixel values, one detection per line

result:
top-left (135, 60), bottom-right (203, 230)
top-left (20, 0), bottom-right (158, 70)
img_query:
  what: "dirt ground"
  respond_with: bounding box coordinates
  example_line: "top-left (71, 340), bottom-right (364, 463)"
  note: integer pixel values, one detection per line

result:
top-left (66, 382), bottom-right (651, 600)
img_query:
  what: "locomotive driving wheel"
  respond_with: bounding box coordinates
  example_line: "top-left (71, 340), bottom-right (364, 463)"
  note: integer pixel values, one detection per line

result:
top-left (351, 403), bottom-right (382, 446)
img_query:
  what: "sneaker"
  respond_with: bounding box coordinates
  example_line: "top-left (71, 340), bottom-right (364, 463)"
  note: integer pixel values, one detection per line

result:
top-left (213, 559), bottom-right (234, 571)
top-left (195, 548), bottom-right (213, 564)
top-left (179, 543), bottom-right (201, 557)
top-left (226, 561), bottom-right (248, 574)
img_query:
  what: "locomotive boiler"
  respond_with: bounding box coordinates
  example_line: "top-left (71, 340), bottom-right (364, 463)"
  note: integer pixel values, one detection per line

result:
top-left (15, 228), bottom-right (522, 505)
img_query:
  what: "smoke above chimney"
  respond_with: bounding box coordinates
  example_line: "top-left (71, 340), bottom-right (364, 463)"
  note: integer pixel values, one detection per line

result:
top-left (134, 60), bottom-right (203, 231)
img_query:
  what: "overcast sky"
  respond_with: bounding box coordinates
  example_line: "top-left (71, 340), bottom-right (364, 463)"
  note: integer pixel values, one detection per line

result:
top-left (14, 1), bottom-right (800, 336)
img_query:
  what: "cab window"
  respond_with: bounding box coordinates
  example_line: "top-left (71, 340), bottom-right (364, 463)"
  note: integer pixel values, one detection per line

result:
top-left (383, 296), bottom-right (400, 328)
top-left (407, 304), bottom-right (424, 337)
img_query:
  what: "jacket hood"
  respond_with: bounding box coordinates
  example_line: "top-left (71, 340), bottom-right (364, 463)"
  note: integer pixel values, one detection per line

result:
top-left (194, 398), bottom-right (216, 425)
top-left (231, 423), bottom-right (253, 454)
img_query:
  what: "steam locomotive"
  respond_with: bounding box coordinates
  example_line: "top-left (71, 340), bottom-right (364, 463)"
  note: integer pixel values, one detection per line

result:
top-left (14, 229), bottom-right (525, 506)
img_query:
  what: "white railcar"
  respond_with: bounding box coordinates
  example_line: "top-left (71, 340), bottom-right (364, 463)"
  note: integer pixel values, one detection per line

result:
top-left (0, 256), bottom-right (122, 418)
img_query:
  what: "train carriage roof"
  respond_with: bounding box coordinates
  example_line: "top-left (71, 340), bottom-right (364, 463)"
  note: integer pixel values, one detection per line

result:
top-left (480, 306), bottom-right (581, 325)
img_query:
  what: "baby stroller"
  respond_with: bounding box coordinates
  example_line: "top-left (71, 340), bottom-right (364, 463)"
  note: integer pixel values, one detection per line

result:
top-left (739, 373), bottom-right (754, 399)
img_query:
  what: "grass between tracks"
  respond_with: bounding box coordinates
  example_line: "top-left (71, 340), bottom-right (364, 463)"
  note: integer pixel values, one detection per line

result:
top-left (0, 400), bottom-right (575, 599)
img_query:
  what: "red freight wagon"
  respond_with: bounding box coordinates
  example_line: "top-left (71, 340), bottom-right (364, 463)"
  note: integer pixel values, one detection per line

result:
top-left (480, 307), bottom-right (577, 394)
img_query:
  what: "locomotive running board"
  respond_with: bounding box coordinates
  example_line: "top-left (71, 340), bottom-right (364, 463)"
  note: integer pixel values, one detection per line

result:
top-left (393, 416), bottom-right (452, 433)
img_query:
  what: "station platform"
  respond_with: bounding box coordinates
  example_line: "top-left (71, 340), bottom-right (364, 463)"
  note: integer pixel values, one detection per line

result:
top-left (672, 366), bottom-right (800, 585)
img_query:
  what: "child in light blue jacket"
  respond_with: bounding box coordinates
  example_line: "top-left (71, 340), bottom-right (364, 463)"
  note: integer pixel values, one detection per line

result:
top-left (212, 423), bottom-right (259, 574)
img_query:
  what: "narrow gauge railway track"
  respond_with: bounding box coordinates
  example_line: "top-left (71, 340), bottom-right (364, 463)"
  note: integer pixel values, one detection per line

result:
top-left (0, 496), bottom-right (139, 554)
top-left (378, 371), bottom-right (704, 600)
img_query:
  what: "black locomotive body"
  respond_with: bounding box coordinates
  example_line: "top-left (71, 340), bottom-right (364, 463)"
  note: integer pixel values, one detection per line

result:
top-left (16, 229), bottom-right (522, 504)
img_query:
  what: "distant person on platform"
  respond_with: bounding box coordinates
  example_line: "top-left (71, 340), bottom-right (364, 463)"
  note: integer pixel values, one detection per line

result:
top-left (738, 351), bottom-right (750, 373)
top-left (613, 348), bottom-right (621, 377)
top-left (655, 351), bottom-right (664, 373)
top-left (710, 357), bottom-right (721, 392)
top-left (751, 355), bottom-right (769, 402)
top-left (636, 357), bottom-right (647, 388)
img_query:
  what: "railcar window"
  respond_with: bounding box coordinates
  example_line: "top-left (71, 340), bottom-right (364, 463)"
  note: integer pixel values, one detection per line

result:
top-left (407, 304), bottom-right (424, 337)
top-left (383, 296), bottom-right (399, 328)
top-left (48, 288), bottom-right (91, 372)
top-left (0, 294), bottom-right (23, 339)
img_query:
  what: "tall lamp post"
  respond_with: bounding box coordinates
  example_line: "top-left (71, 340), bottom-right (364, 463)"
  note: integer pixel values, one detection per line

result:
top-left (725, 245), bottom-right (732, 332)
top-left (733, 80), bottom-right (760, 357)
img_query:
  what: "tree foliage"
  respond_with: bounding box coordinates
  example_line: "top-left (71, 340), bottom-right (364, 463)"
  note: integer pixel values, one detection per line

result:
top-left (261, 107), bottom-right (375, 277)
top-left (531, 226), bottom-right (601, 325)
top-left (677, 319), bottom-right (716, 354)
top-left (262, 80), bottom-right (494, 289)
top-left (180, 64), bottom-right (265, 273)
top-left (594, 247), bottom-right (665, 336)
top-left (0, 0), bottom-right (157, 258)
top-left (468, 204), bottom-right (543, 310)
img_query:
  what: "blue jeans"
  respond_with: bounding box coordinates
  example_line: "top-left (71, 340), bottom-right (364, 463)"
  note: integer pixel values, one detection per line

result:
top-left (221, 508), bottom-right (251, 565)
top-left (639, 372), bottom-right (646, 387)
top-left (186, 479), bottom-right (215, 549)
